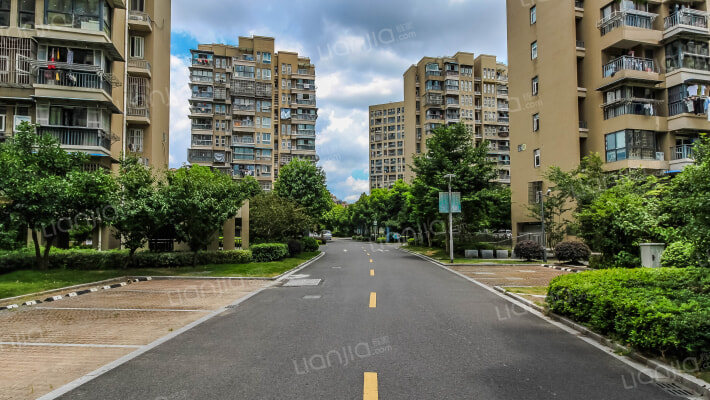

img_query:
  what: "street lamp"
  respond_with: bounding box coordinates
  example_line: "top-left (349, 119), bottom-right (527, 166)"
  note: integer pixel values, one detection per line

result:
top-left (444, 173), bottom-right (456, 264)
top-left (539, 188), bottom-right (551, 264)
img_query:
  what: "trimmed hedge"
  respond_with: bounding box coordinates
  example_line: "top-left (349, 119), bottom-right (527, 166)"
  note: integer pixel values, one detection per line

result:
top-left (0, 249), bottom-right (253, 273)
top-left (250, 243), bottom-right (289, 263)
top-left (407, 238), bottom-right (415, 246)
top-left (302, 237), bottom-right (319, 252)
top-left (554, 241), bottom-right (591, 263)
top-left (376, 237), bottom-right (386, 244)
top-left (514, 240), bottom-right (544, 261)
top-left (661, 242), bottom-right (697, 268)
top-left (548, 268), bottom-right (710, 361)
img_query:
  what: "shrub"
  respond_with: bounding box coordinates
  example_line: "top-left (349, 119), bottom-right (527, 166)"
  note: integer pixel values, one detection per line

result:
top-left (554, 241), bottom-right (592, 263)
top-left (250, 243), bottom-right (289, 262)
top-left (287, 239), bottom-right (304, 256)
top-left (548, 268), bottom-right (710, 361)
top-left (612, 251), bottom-right (641, 268)
top-left (407, 238), bottom-right (415, 246)
top-left (431, 237), bottom-right (445, 249)
top-left (514, 240), bottom-right (544, 261)
top-left (376, 237), bottom-right (386, 244)
top-left (302, 237), bottom-right (319, 252)
top-left (661, 242), bottom-right (697, 268)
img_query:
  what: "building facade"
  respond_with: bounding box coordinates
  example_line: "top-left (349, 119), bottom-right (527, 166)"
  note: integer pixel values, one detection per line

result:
top-left (186, 37), bottom-right (318, 191)
top-left (369, 53), bottom-right (510, 191)
top-left (507, 0), bottom-right (710, 240)
top-left (0, 0), bottom-right (170, 170)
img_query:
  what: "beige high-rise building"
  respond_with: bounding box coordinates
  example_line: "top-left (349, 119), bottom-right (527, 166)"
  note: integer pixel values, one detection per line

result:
top-left (0, 0), bottom-right (171, 170)
top-left (369, 53), bottom-right (510, 191)
top-left (507, 0), bottom-right (710, 240)
top-left (0, 0), bottom-right (171, 249)
top-left (186, 37), bottom-right (318, 191)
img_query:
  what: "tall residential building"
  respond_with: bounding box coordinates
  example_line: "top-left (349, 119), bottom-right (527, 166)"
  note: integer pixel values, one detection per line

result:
top-left (0, 0), bottom-right (170, 170)
top-left (186, 37), bottom-right (318, 191)
top-left (0, 0), bottom-right (171, 249)
top-left (507, 0), bottom-right (710, 240)
top-left (369, 53), bottom-right (510, 191)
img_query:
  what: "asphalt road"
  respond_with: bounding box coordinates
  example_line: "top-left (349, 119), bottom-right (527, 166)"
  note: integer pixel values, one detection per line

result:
top-left (60, 240), bottom-right (679, 399)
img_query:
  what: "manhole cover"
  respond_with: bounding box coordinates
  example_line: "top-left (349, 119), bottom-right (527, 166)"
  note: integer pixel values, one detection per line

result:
top-left (303, 295), bottom-right (322, 299)
top-left (283, 279), bottom-right (322, 287)
top-left (656, 382), bottom-right (695, 397)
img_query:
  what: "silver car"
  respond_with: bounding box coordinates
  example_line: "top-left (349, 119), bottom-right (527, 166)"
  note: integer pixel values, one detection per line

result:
top-left (321, 230), bottom-right (332, 241)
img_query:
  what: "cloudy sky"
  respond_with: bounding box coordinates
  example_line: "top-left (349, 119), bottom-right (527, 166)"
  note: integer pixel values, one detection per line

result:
top-left (168, 0), bottom-right (507, 203)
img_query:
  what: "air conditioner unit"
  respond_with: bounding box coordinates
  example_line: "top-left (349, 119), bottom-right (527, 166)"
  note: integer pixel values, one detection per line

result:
top-left (655, 152), bottom-right (665, 161)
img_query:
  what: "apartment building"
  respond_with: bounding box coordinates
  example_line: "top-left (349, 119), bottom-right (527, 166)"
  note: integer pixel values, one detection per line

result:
top-left (507, 0), bottom-right (710, 240)
top-left (186, 37), bottom-right (318, 192)
top-left (369, 53), bottom-right (510, 191)
top-left (0, 0), bottom-right (171, 249)
top-left (0, 0), bottom-right (170, 169)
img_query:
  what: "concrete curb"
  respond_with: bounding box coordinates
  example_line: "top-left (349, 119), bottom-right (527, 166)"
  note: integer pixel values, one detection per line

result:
top-left (405, 246), bottom-right (710, 398)
top-left (274, 251), bottom-right (326, 281)
top-left (399, 248), bottom-right (543, 267)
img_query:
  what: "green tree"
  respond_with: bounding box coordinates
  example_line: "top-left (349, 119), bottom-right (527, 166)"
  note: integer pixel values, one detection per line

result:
top-left (527, 190), bottom-right (570, 249)
top-left (322, 203), bottom-right (350, 236)
top-left (274, 159), bottom-right (332, 220)
top-left (239, 175), bottom-right (263, 199)
top-left (109, 156), bottom-right (166, 265)
top-left (410, 123), bottom-right (498, 249)
top-left (249, 192), bottom-right (312, 242)
top-left (163, 165), bottom-right (246, 264)
top-left (0, 122), bottom-right (115, 268)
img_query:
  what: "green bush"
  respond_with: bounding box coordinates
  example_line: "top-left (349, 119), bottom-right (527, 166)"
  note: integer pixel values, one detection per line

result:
top-left (0, 248), bottom-right (252, 273)
top-left (547, 268), bottom-right (710, 361)
top-left (287, 239), bottom-right (304, 256)
top-left (376, 237), bottom-right (386, 244)
top-left (661, 242), bottom-right (697, 268)
top-left (407, 238), bottom-right (415, 246)
top-left (250, 243), bottom-right (289, 262)
top-left (302, 237), bottom-right (319, 252)
top-left (612, 251), bottom-right (641, 268)
top-left (514, 240), bottom-right (544, 261)
top-left (554, 241), bottom-right (592, 263)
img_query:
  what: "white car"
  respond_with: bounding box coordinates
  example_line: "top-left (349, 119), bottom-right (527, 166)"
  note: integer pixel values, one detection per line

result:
top-left (321, 230), bottom-right (332, 241)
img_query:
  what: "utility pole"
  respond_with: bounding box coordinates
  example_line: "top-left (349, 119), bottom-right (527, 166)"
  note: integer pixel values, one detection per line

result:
top-left (444, 174), bottom-right (456, 264)
top-left (539, 189), bottom-right (550, 263)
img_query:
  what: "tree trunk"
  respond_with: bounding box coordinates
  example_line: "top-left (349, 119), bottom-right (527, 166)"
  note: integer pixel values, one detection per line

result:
top-left (41, 235), bottom-right (54, 271)
top-left (192, 251), bottom-right (198, 267)
top-left (124, 247), bottom-right (137, 269)
top-left (31, 228), bottom-right (42, 268)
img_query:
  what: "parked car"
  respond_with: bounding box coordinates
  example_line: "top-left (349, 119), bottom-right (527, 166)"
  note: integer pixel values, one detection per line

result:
top-left (492, 229), bottom-right (512, 239)
top-left (321, 230), bottom-right (332, 241)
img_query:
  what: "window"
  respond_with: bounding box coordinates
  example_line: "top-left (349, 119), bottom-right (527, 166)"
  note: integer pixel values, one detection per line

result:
top-left (0, 106), bottom-right (5, 133)
top-left (530, 6), bottom-right (536, 24)
top-left (531, 41), bottom-right (538, 60)
top-left (127, 128), bottom-right (143, 152)
top-left (262, 52), bottom-right (271, 64)
top-left (262, 117), bottom-right (271, 128)
top-left (532, 113), bottom-right (540, 131)
top-left (19, 0), bottom-right (35, 28)
top-left (47, 0), bottom-right (104, 32)
top-left (262, 133), bottom-right (271, 143)
top-left (0, 0), bottom-right (9, 27)
top-left (528, 181), bottom-right (543, 204)
top-left (534, 149), bottom-right (540, 167)
top-left (262, 68), bottom-right (271, 80)
top-left (605, 129), bottom-right (657, 162)
top-left (532, 76), bottom-right (538, 96)
top-left (130, 36), bottom-right (144, 58)
top-left (130, 0), bottom-right (144, 11)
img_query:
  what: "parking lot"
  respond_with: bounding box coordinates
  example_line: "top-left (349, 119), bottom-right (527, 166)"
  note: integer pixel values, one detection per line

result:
top-left (0, 278), bottom-right (270, 400)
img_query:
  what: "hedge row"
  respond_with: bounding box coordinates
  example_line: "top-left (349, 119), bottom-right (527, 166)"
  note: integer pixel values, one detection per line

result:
top-left (250, 243), bottom-right (289, 262)
top-left (548, 268), bottom-right (710, 361)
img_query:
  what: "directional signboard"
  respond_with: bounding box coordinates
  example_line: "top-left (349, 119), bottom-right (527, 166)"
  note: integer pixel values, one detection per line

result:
top-left (439, 192), bottom-right (461, 213)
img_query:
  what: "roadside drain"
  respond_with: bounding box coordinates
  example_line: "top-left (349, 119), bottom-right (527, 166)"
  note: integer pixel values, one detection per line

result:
top-left (283, 279), bottom-right (322, 287)
top-left (655, 382), bottom-right (699, 398)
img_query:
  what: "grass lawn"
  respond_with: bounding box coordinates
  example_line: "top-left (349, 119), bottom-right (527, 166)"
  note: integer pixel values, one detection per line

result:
top-left (500, 286), bottom-right (549, 307)
top-left (405, 246), bottom-right (540, 264)
top-left (0, 252), bottom-right (319, 300)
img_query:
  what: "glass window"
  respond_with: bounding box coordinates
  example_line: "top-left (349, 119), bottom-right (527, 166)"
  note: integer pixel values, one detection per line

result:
top-left (0, 0), bottom-right (9, 27)
top-left (531, 41), bottom-right (538, 59)
top-left (530, 6), bottom-right (536, 24)
top-left (130, 36), bottom-right (144, 58)
top-left (532, 76), bottom-right (538, 96)
top-left (532, 113), bottom-right (540, 131)
top-left (19, 0), bottom-right (35, 28)
top-left (534, 149), bottom-right (540, 167)
top-left (262, 52), bottom-right (271, 64)
top-left (130, 0), bottom-right (144, 12)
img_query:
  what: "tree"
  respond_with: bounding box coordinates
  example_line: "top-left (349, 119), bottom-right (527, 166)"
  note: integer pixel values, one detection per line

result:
top-left (527, 190), bottom-right (570, 249)
top-left (322, 203), bottom-right (350, 236)
top-left (410, 123), bottom-right (498, 249)
top-left (0, 122), bottom-right (115, 268)
top-left (249, 192), bottom-right (312, 242)
top-left (163, 165), bottom-right (246, 264)
top-left (274, 159), bottom-right (332, 221)
top-left (109, 156), bottom-right (166, 265)
top-left (239, 175), bottom-right (263, 199)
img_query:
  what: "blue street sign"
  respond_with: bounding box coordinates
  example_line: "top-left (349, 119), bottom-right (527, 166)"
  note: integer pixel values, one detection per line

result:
top-left (439, 192), bottom-right (461, 213)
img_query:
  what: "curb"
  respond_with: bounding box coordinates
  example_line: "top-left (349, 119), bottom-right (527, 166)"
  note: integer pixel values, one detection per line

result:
top-left (274, 251), bottom-right (326, 281)
top-left (409, 247), bottom-right (710, 398)
top-left (399, 248), bottom-right (542, 267)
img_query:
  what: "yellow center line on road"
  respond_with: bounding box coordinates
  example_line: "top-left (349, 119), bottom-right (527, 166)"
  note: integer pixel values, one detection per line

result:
top-left (369, 292), bottom-right (376, 308)
top-left (370, 269), bottom-right (374, 276)
top-left (363, 372), bottom-right (378, 399)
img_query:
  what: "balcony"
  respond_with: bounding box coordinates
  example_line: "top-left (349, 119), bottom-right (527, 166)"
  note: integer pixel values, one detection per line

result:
top-left (292, 113), bottom-right (318, 122)
top-left (424, 94), bottom-right (443, 107)
top-left (233, 136), bottom-right (255, 146)
top-left (34, 18), bottom-right (122, 60)
top-left (128, 10), bottom-right (152, 32)
top-left (293, 68), bottom-right (315, 78)
top-left (295, 128), bottom-right (316, 137)
top-left (445, 85), bottom-right (459, 94)
top-left (664, 9), bottom-right (709, 40)
top-left (127, 107), bottom-right (150, 124)
top-left (187, 149), bottom-right (214, 163)
top-left (190, 106), bottom-right (212, 117)
top-left (190, 75), bottom-right (213, 85)
top-left (34, 68), bottom-right (117, 108)
top-left (38, 126), bottom-right (111, 156)
top-left (128, 58), bottom-right (151, 78)
top-left (599, 56), bottom-right (662, 89)
top-left (669, 144), bottom-right (696, 170)
top-left (597, 10), bottom-right (661, 50)
top-left (294, 83), bottom-right (316, 92)
top-left (667, 104), bottom-right (710, 131)
top-left (191, 122), bottom-right (213, 131)
top-left (232, 104), bottom-right (256, 115)
top-left (296, 99), bottom-right (317, 107)
top-left (579, 120), bottom-right (589, 137)
top-left (575, 1), bottom-right (584, 18)
top-left (233, 119), bottom-right (255, 131)
top-left (576, 40), bottom-right (586, 58)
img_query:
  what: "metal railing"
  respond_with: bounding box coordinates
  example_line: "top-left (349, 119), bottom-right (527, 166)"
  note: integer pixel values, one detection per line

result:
top-left (672, 144), bottom-right (695, 160)
top-left (603, 101), bottom-right (659, 119)
top-left (38, 127), bottom-right (111, 151)
top-left (36, 69), bottom-right (112, 94)
top-left (296, 99), bottom-right (316, 106)
top-left (128, 10), bottom-right (152, 24)
top-left (664, 10), bottom-right (708, 30)
top-left (576, 40), bottom-right (585, 48)
top-left (579, 120), bottom-right (588, 129)
top-left (293, 114), bottom-right (317, 121)
top-left (598, 9), bottom-right (657, 36)
top-left (233, 104), bottom-right (256, 112)
top-left (128, 107), bottom-right (150, 119)
top-left (128, 59), bottom-right (151, 72)
top-left (189, 75), bottom-right (212, 83)
top-left (603, 56), bottom-right (658, 77)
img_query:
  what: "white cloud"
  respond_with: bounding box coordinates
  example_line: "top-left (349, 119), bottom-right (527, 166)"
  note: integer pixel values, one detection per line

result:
top-left (168, 55), bottom-right (192, 168)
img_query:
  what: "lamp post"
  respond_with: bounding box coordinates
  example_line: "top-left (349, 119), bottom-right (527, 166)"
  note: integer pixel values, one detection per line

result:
top-left (444, 174), bottom-right (456, 264)
top-left (539, 189), bottom-right (551, 264)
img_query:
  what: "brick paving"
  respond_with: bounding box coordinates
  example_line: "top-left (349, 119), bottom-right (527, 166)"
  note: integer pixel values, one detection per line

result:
top-left (450, 265), bottom-right (573, 287)
top-left (0, 279), bottom-right (269, 400)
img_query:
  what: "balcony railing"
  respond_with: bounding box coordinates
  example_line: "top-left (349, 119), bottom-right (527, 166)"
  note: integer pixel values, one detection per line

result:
top-left (293, 114), bottom-right (317, 121)
top-left (603, 56), bottom-right (658, 77)
top-left (597, 9), bottom-right (658, 36)
top-left (192, 91), bottom-right (213, 99)
top-left (575, 0), bottom-right (583, 9)
top-left (190, 75), bottom-right (213, 83)
top-left (295, 129), bottom-right (316, 136)
top-left (128, 59), bottom-right (151, 72)
top-left (579, 120), bottom-right (588, 129)
top-left (672, 144), bottom-right (695, 160)
top-left (128, 107), bottom-right (150, 119)
top-left (664, 9), bottom-right (708, 31)
top-left (38, 127), bottom-right (111, 151)
top-left (233, 137), bottom-right (255, 144)
top-left (35, 69), bottom-right (112, 94)
top-left (233, 104), bottom-right (256, 112)
top-left (603, 100), bottom-right (660, 119)
top-left (128, 10), bottom-right (152, 24)
top-left (188, 150), bottom-right (213, 163)
top-left (192, 123), bottom-right (213, 130)
top-left (296, 99), bottom-right (316, 106)
top-left (576, 40), bottom-right (585, 48)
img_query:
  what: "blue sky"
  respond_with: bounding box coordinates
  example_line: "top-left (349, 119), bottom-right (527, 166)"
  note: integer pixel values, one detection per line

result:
top-left (168, 0), bottom-right (507, 203)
